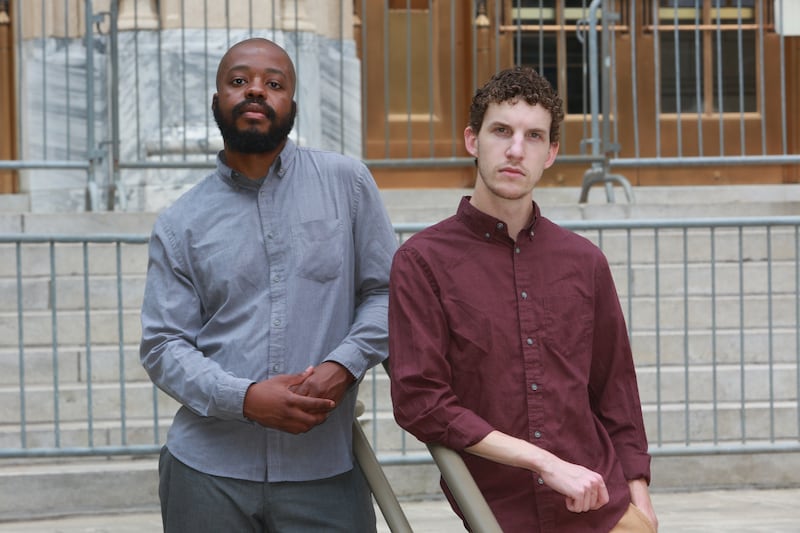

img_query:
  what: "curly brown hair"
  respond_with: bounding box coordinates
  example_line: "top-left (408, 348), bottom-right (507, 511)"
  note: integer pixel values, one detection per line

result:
top-left (468, 66), bottom-right (564, 143)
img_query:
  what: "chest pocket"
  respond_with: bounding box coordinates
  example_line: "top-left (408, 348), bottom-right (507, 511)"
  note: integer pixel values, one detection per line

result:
top-left (291, 219), bottom-right (345, 283)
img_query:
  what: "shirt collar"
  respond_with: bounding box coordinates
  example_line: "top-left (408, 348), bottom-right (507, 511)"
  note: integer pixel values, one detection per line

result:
top-left (215, 139), bottom-right (297, 191)
top-left (456, 196), bottom-right (541, 242)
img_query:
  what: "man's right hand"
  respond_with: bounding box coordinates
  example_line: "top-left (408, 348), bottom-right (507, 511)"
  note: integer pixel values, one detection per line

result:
top-left (539, 455), bottom-right (609, 513)
top-left (242, 367), bottom-right (335, 434)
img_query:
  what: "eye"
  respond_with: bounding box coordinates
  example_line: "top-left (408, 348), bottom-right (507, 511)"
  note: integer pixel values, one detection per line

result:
top-left (493, 126), bottom-right (509, 136)
top-left (231, 77), bottom-right (246, 86)
top-left (267, 80), bottom-right (282, 90)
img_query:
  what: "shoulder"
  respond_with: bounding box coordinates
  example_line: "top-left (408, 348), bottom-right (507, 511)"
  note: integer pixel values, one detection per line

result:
top-left (538, 216), bottom-right (605, 259)
top-left (294, 146), bottom-right (369, 177)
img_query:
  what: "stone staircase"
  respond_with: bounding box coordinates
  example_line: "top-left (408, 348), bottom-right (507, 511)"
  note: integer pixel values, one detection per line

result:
top-left (1, 185), bottom-right (799, 520)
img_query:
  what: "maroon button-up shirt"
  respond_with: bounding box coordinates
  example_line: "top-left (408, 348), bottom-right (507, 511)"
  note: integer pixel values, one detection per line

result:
top-left (389, 197), bottom-right (651, 532)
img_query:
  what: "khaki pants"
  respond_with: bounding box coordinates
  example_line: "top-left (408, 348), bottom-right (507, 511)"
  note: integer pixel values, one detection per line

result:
top-left (610, 503), bottom-right (657, 533)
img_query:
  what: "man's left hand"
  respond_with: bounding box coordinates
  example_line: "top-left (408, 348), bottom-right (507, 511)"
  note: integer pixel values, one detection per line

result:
top-left (629, 478), bottom-right (658, 531)
top-left (292, 361), bottom-right (356, 407)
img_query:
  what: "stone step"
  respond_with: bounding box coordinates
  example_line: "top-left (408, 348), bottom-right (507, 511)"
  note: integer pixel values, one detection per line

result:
top-left (0, 345), bottom-right (146, 386)
top-left (0, 309), bottom-right (141, 348)
top-left (0, 275), bottom-right (146, 312)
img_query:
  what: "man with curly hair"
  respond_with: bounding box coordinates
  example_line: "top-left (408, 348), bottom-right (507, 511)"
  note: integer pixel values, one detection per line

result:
top-left (388, 66), bottom-right (658, 532)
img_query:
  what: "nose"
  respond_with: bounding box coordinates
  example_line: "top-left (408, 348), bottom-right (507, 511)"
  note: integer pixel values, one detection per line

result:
top-left (505, 134), bottom-right (524, 160)
top-left (245, 79), bottom-right (266, 99)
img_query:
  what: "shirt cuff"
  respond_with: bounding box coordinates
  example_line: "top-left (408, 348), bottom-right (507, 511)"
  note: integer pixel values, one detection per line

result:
top-left (213, 376), bottom-right (256, 421)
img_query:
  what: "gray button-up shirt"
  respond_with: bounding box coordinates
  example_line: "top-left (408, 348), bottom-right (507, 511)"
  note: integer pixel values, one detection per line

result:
top-left (140, 140), bottom-right (397, 482)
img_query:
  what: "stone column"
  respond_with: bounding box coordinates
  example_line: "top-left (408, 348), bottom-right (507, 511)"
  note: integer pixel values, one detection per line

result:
top-left (282, 0), bottom-right (315, 31)
top-left (118, 0), bottom-right (158, 30)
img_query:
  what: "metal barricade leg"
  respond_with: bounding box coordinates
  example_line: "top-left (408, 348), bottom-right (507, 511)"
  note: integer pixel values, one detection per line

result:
top-left (352, 419), bottom-right (413, 533)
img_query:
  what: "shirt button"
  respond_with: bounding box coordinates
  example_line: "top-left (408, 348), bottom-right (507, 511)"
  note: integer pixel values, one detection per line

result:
top-left (272, 364), bottom-right (280, 373)
top-left (515, 247), bottom-right (521, 254)
top-left (484, 232), bottom-right (491, 239)
top-left (273, 319), bottom-right (281, 327)
top-left (521, 291), bottom-right (528, 299)
top-left (272, 275), bottom-right (280, 282)
top-left (526, 338), bottom-right (534, 345)
top-left (537, 477), bottom-right (545, 485)
top-left (534, 430), bottom-right (542, 439)
top-left (496, 222), bottom-right (504, 230)
top-left (267, 232), bottom-right (274, 239)
top-left (531, 383), bottom-right (538, 391)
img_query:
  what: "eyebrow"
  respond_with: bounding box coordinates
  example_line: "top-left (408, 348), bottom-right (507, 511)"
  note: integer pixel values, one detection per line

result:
top-left (226, 65), bottom-right (288, 79)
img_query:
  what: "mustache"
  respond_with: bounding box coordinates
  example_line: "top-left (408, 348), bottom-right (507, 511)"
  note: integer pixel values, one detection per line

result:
top-left (232, 98), bottom-right (277, 120)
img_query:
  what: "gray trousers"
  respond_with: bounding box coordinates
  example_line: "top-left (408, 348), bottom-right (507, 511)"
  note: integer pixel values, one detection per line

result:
top-left (159, 447), bottom-right (377, 533)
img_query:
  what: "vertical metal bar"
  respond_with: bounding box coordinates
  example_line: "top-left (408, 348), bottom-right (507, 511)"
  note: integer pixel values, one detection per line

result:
top-left (16, 242), bottom-right (26, 448)
top-left (470, 0), bottom-right (477, 91)
top-left (494, 0), bottom-right (500, 71)
top-left (116, 242), bottom-right (127, 444)
top-left (515, 0), bottom-right (521, 66)
top-left (361, 0), bottom-right (368, 158)
top-left (738, 227), bottom-right (746, 442)
top-left (711, 227), bottom-right (718, 443)
top-left (156, 6), bottom-right (165, 159)
top-left (40, 0), bottom-right (47, 158)
top-left (683, 228), bottom-right (689, 445)
top-left (49, 242), bottom-right (61, 447)
top-left (652, 0), bottom-right (661, 158)
top-left (427, 0), bottom-right (435, 157)
top-left (767, 226), bottom-right (774, 441)
top-left (795, 224), bottom-right (799, 437)
top-left (714, 5), bottom-right (724, 154)
top-left (63, 0), bottom-right (72, 155)
top-left (405, 0), bottom-right (412, 158)
top-left (777, 0), bottom-right (787, 154)
top-left (108, 0), bottom-right (122, 210)
top-left (248, 0), bottom-right (253, 37)
top-left (673, 1), bottom-right (683, 156)
top-left (736, 1), bottom-right (745, 155)
top-left (449, 0), bottom-right (456, 156)
top-left (630, 0), bottom-right (640, 157)
top-left (694, 2), bottom-right (703, 156)
top-left (204, 0), bottom-right (210, 160)
top-left (757, 0), bottom-right (767, 154)
top-left (654, 229), bottom-right (662, 445)
top-left (383, 0), bottom-right (390, 157)
top-left (83, 242), bottom-right (94, 447)
top-left (340, 0), bottom-right (345, 154)
top-left (293, 0), bottom-right (301, 144)
top-left (181, 0), bottom-right (187, 158)
top-left (626, 228), bottom-right (633, 339)
top-left (85, 0), bottom-right (97, 209)
top-left (133, 0), bottom-right (142, 157)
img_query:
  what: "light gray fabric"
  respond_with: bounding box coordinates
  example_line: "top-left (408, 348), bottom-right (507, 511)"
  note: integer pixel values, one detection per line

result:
top-left (141, 140), bottom-right (397, 482)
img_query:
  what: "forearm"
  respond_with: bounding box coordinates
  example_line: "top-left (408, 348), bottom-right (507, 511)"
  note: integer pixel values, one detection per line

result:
top-left (466, 430), bottom-right (610, 513)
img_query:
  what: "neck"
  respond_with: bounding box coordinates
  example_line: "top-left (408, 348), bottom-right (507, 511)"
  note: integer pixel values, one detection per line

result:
top-left (470, 190), bottom-right (534, 241)
top-left (223, 142), bottom-right (286, 180)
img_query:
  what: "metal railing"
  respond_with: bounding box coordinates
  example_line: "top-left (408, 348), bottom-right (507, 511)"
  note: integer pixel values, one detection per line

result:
top-left (0, 216), bottom-right (798, 460)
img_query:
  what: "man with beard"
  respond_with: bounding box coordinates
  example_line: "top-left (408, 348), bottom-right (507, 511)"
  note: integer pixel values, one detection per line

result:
top-left (140, 38), bottom-right (397, 532)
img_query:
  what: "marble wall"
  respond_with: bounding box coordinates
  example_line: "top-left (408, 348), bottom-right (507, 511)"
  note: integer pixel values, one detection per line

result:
top-left (18, 29), bottom-right (362, 212)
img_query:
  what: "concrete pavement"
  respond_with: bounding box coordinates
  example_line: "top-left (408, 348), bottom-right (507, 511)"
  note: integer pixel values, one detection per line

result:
top-left (0, 487), bottom-right (797, 532)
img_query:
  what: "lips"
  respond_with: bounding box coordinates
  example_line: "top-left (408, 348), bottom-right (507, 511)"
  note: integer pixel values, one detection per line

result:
top-left (233, 99), bottom-right (276, 121)
top-left (499, 166), bottom-right (525, 177)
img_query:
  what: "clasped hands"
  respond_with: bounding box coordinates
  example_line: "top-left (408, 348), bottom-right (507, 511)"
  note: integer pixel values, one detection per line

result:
top-left (242, 361), bottom-right (355, 434)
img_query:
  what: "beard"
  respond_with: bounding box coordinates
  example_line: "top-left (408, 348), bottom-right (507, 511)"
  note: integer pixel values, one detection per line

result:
top-left (213, 98), bottom-right (296, 154)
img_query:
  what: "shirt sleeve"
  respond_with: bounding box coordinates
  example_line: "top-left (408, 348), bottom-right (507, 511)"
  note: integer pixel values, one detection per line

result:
top-left (588, 255), bottom-right (652, 484)
top-left (139, 218), bottom-right (253, 421)
top-left (325, 165), bottom-right (398, 380)
top-left (388, 246), bottom-right (495, 450)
